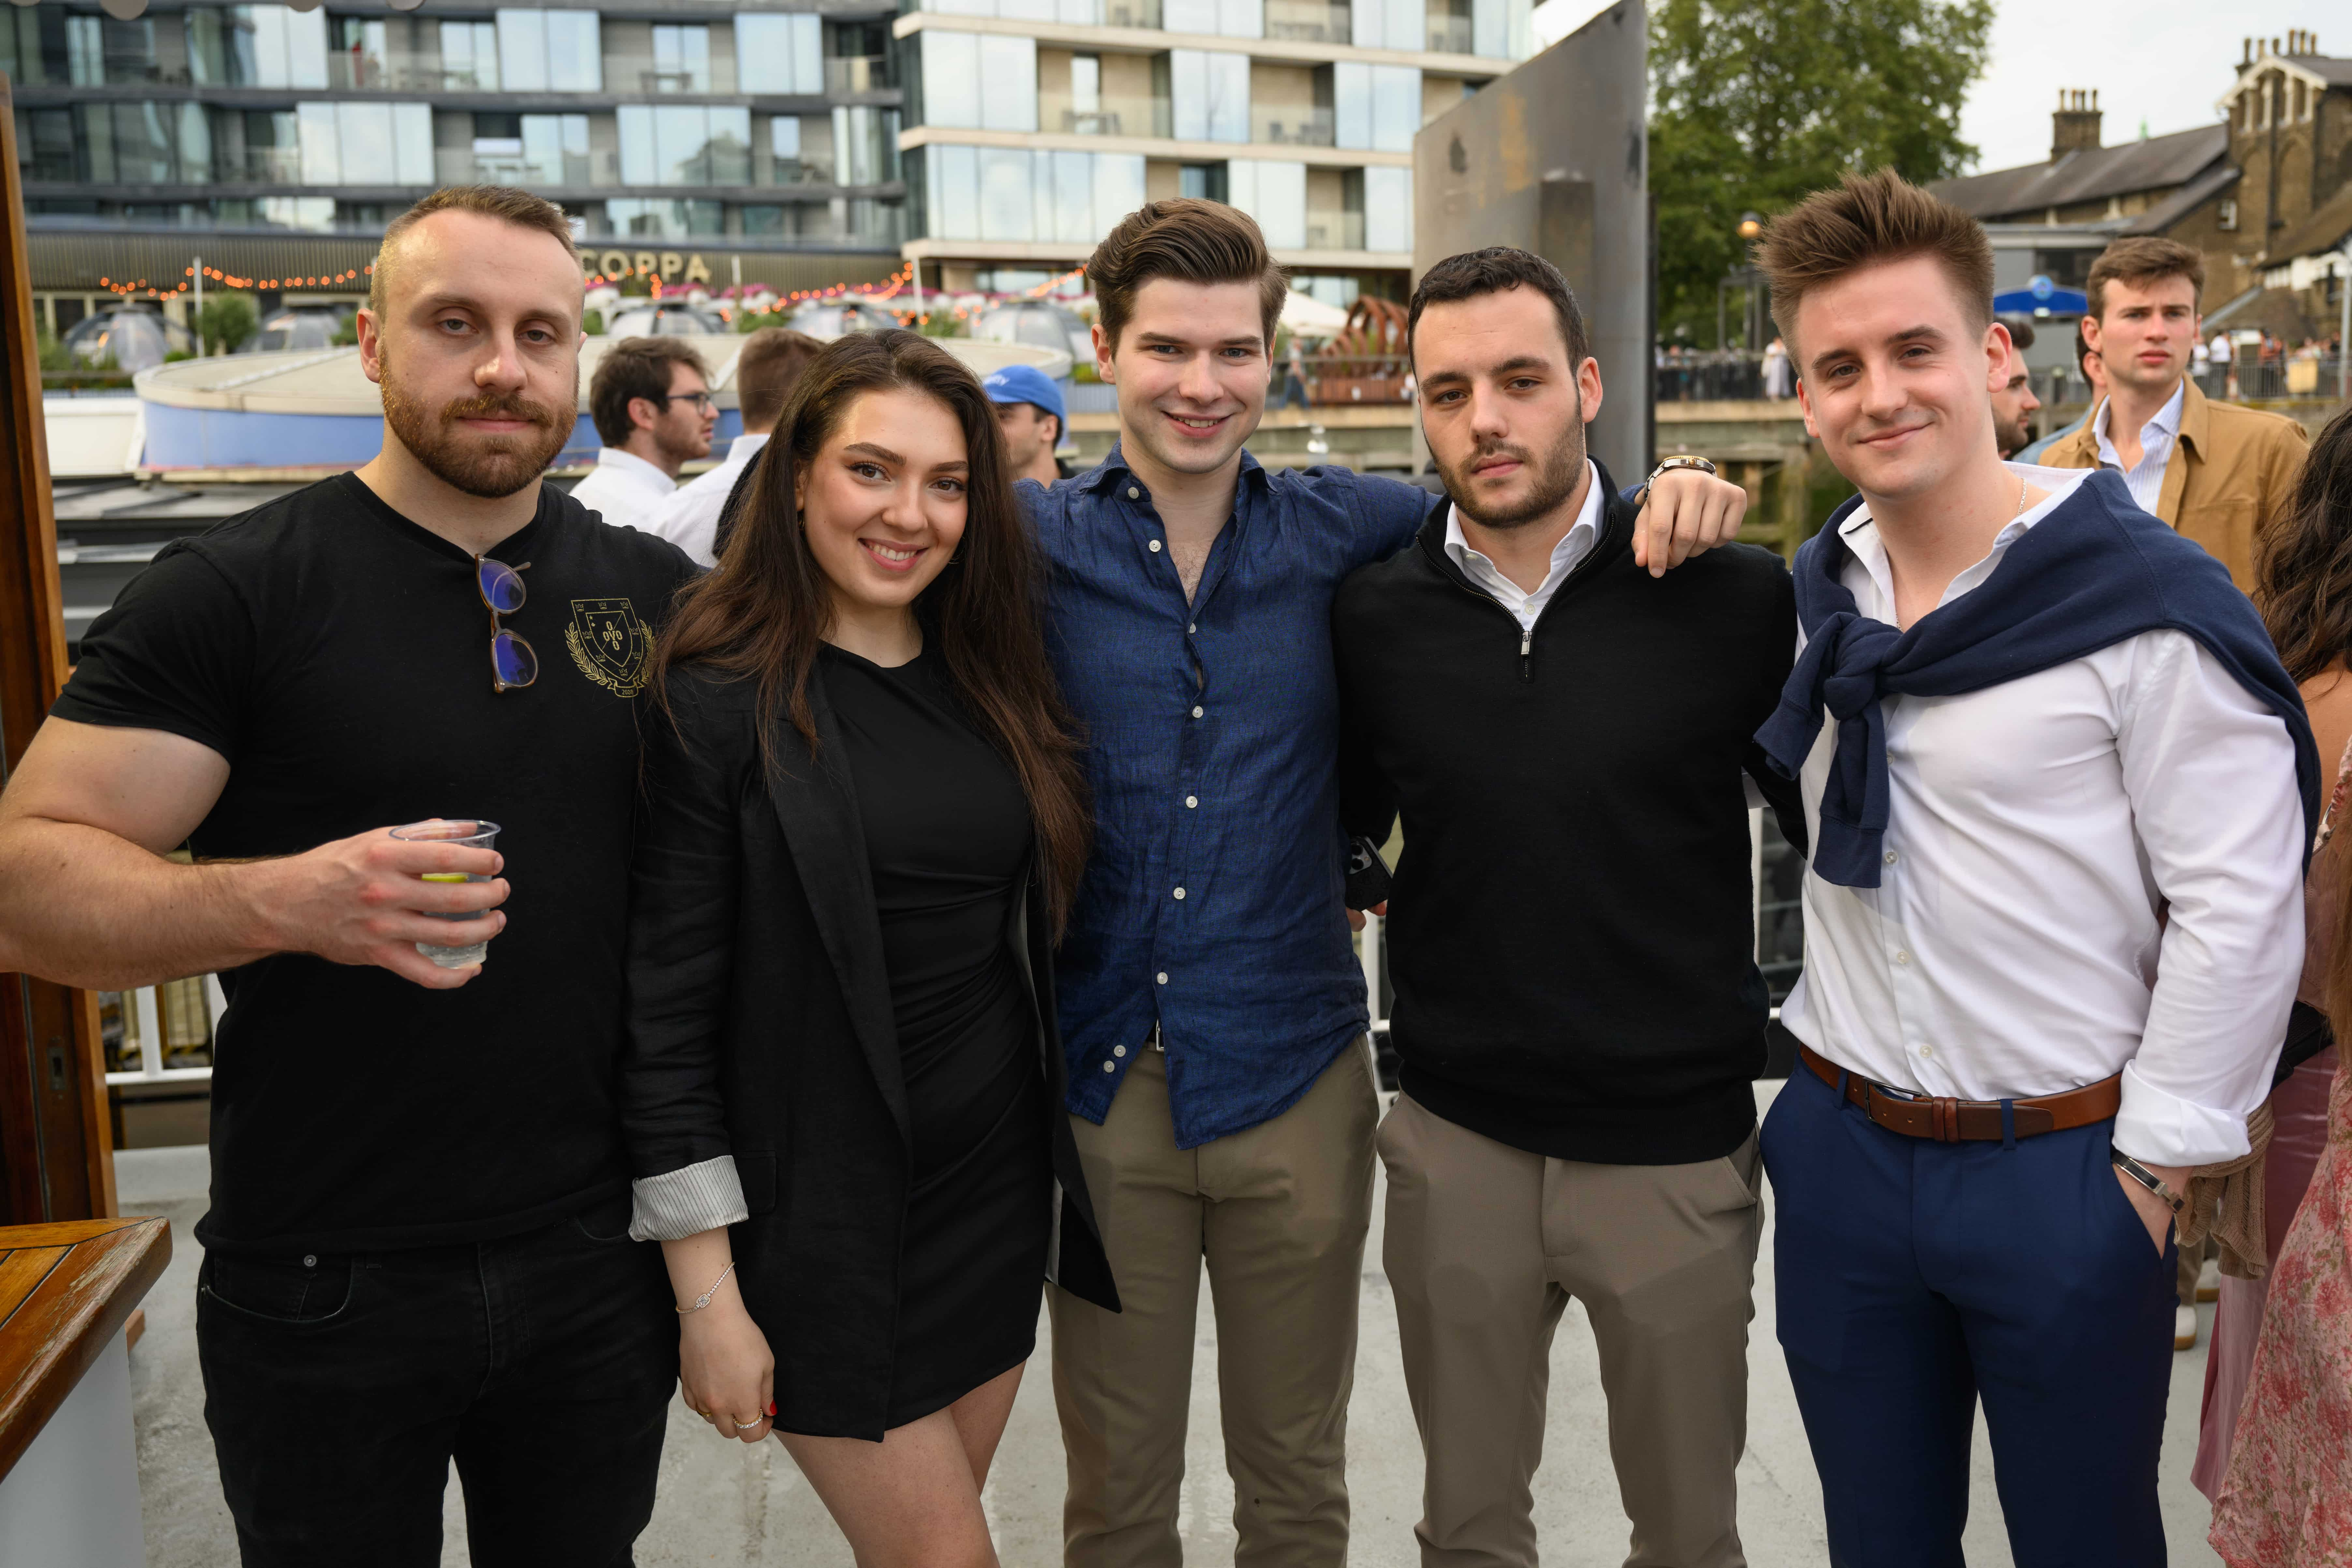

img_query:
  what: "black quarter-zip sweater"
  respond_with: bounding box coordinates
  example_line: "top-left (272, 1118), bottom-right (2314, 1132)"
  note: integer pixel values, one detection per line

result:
top-left (1334, 463), bottom-right (1804, 1165)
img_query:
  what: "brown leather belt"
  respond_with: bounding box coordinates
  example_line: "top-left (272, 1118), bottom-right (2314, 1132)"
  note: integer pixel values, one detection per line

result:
top-left (1799, 1044), bottom-right (2121, 1142)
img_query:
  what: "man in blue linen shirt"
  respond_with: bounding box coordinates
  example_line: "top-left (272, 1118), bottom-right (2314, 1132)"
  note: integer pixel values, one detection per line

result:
top-left (1030, 198), bottom-right (1750, 1568)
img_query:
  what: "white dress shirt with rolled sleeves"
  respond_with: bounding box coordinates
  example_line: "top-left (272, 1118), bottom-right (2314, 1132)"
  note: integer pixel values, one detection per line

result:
top-left (649, 431), bottom-right (768, 568)
top-left (1779, 465), bottom-right (2306, 1168)
top-left (568, 446), bottom-right (677, 535)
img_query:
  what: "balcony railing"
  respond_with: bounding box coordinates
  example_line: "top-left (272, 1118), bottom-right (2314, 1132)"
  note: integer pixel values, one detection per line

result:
top-left (1265, 0), bottom-right (1352, 41)
top-left (826, 55), bottom-right (892, 94)
top-left (1100, 0), bottom-right (1165, 27)
top-left (605, 55), bottom-right (725, 94)
top-left (1259, 108), bottom-right (1335, 146)
top-left (435, 147), bottom-right (619, 188)
top-left (1304, 211), bottom-right (1364, 250)
top-left (1425, 15), bottom-right (1475, 52)
top-left (1061, 102), bottom-right (1173, 137)
top-left (102, 977), bottom-right (221, 1088)
top-left (1656, 353), bottom-right (1769, 402)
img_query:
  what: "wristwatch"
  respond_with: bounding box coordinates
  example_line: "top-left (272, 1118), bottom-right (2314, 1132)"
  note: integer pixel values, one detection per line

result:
top-left (2111, 1150), bottom-right (2185, 1215)
top-left (1636, 454), bottom-right (1718, 507)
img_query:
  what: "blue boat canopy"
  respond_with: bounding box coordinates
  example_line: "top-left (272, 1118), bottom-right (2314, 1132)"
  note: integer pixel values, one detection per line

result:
top-left (1993, 274), bottom-right (2090, 317)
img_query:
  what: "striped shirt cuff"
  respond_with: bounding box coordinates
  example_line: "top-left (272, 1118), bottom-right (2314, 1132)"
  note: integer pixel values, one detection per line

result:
top-left (628, 1155), bottom-right (749, 1242)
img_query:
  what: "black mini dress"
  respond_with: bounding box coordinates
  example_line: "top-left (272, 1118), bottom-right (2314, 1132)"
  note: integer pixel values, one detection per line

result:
top-left (819, 643), bottom-right (1052, 1428)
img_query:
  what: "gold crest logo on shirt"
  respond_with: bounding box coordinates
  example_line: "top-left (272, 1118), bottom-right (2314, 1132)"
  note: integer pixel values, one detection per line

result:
top-left (564, 597), bottom-right (650, 696)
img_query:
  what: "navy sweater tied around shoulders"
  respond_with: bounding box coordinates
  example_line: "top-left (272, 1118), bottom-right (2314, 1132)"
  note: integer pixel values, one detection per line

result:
top-left (1754, 468), bottom-right (2317, 890)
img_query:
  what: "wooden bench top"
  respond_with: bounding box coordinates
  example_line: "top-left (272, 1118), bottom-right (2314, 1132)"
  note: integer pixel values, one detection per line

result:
top-left (0, 1216), bottom-right (172, 1481)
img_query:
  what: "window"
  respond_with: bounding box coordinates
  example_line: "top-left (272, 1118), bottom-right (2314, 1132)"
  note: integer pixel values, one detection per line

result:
top-left (192, 4), bottom-right (329, 90)
top-left (1073, 55), bottom-right (1103, 114)
top-left (66, 13), bottom-right (103, 86)
top-left (604, 197), bottom-right (726, 239)
top-left (921, 0), bottom-right (1103, 18)
top-left (68, 102), bottom-right (218, 186)
top-left (1171, 50), bottom-right (1250, 142)
top-left (1178, 162), bottom-right (1229, 202)
top-left (833, 107), bottom-right (902, 185)
top-left (16, 108), bottom-right (77, 183)
top-left (295, 101), bottom-right (435, 187)
top-left (917, 32), bottom-right (1038, 132)
top-left (2217, 198), bottom-right (2239, 232)
top-left (650, 25), bottom-right (711, 93)
top-left (1351, 0), bottom-right (1423, 50)
top-left (1166, 0), bottom-right (1263, 36)
top-left (1361, 165), bottom-right (1410, 251)
top-left (496, 9), bottom-right (600, 93)
top-left (736, 14), bottom-right (822, 95)
top-left (618, 104), bottom-right (752, 186)
top-left (439, 21), bottom-right (499, 90)
top-left (331, 17), bottom-right (388, 88)
top-left (1227, 159), bottom-right (1305, 248)
top-left (1331, 61), bottom-right (1419, 150)
top-left (921, 146), bottom-right (1142, 242)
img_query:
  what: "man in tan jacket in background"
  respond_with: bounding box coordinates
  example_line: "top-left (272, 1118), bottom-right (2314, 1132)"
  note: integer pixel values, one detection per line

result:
top-left (2042, 237), bottom-right (2306, 593)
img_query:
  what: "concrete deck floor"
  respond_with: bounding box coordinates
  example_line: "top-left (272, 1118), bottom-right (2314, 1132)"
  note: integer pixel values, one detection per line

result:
top-left (122, 1084), bottom-right (2226, 1567)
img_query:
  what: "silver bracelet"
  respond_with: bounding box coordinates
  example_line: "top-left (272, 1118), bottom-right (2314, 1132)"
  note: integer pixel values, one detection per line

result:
top-left (676, 1259), bottom-right (737, 1315)
top-left (2111, 1150), bottom-right (2185, 1216)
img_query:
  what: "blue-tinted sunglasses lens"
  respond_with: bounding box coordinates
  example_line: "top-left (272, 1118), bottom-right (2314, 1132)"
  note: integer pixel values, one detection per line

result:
top-left (492, 630), bottom-right (538, 689)
top-left (478, 559), bottom-right (526, 614)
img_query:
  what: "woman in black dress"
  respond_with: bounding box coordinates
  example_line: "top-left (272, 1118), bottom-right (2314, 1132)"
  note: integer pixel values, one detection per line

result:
top-left (621, 331), bottom-right (1116, 1562)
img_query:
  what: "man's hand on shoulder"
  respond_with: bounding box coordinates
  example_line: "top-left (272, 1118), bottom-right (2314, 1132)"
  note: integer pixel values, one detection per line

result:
top-left (1632, 468), bottom-right (1748, 577)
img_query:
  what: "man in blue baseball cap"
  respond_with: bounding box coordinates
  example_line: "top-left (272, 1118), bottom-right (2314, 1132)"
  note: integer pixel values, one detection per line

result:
top-left (983, 362), bottom-right (1075, 484)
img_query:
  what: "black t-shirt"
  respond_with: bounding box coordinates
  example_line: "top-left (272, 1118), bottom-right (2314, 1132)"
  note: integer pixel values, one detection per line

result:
top-left (53, 473), bottom-right (699, 1255)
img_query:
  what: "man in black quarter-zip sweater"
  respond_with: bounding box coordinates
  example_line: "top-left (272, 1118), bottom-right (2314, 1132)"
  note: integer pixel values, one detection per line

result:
top-left (1334, 248), bottom-right (1804, 1568)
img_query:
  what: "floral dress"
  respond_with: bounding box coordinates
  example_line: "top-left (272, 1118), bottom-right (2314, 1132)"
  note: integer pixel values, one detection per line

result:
top-left (2210, 1051), bottom-right (2352, 1563)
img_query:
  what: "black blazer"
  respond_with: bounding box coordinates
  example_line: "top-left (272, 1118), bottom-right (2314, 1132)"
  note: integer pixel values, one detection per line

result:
top-left (622, 661), bottom-right (1119, 1441)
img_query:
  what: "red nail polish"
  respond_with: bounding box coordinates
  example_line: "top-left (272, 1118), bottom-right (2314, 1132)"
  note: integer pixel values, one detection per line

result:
top-left (767, 1400), bottom-right (777, 1417)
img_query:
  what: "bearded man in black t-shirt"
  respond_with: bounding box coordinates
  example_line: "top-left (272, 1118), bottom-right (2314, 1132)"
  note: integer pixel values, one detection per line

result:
top-left (0, 187), bottom-right (699, 1566)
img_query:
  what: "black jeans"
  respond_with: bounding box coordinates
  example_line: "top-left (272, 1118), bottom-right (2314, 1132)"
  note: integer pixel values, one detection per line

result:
top-left (197, 1191), bottom-right (676, 1568)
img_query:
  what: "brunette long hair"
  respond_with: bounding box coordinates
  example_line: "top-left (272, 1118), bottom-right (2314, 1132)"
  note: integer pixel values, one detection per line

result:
top-left (2257, 403), bottom-right (2352, 684)
top-left (649, 330), bottom-right (1090, 930)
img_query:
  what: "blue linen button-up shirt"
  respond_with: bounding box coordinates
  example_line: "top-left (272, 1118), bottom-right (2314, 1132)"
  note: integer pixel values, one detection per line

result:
top-left (1025, 444), bottom-right (1432, 1148)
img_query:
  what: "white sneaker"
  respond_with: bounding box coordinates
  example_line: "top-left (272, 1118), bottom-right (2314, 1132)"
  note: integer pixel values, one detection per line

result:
top-left (2197, 1256), bottom-right (2221, 1302)
top-left (2175, 1304), bottom-right (2200, 1351)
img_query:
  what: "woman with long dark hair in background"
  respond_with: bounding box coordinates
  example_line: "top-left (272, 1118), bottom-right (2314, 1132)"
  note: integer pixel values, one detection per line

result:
top-left (2209, 402), bottom-right (2352, 1563)
top-left (619, 330), bottom-right (1117, 1565)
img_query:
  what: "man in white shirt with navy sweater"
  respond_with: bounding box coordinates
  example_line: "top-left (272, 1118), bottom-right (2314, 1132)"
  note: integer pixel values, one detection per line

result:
top-left (1752, 172), bottom-right (2311, 1567)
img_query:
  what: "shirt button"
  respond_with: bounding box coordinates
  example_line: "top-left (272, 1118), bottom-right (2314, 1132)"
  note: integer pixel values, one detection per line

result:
top-left (1103, 1060), bottom-right (1117, 1073)
top-left (302, 1254), bottom-right (318, 1268)
top-left (1191, 705), bottom-right (1204, 718)
top-left (1114, 1045), bottom-right (1128, 1058)
top-left (1884, 850), bottom-right (1898, 865)
top-left (1173, 887), bottom-right (1186, 900)
top-left (1894, 950), bottom-right (1912, 966)
top-left (1149, 538), bottom-right (1163, 553)
top-left (1185, 795), bottom-right (1198, 808)
top-left (1156, 971), bottom-right (1168, 984)
top-left (1188, 623), bottom-right (1197, 634)
top-left (1127, 486), bottom-right (1140, 499)
top-left (1919, 1044), bottom-right (1935, 1060)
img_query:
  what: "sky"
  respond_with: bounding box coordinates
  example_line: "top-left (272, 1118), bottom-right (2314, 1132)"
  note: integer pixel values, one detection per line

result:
top-left (1958, 0), bottom-right (2344, 174)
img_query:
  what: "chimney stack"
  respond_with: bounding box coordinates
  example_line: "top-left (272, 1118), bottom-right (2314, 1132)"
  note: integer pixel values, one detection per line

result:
top-left (2052, 88), bottom-right (2103, 160)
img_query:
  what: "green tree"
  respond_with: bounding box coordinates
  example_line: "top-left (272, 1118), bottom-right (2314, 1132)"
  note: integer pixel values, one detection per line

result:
top-left (195, 290), bottom-right (259, 356)
top-left (1650, 0), bottom-right (1994, 347)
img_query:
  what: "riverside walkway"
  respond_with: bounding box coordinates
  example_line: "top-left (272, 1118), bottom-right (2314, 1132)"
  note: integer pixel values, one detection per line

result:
top-left (121, 1082), bottom-right (2225, 1566)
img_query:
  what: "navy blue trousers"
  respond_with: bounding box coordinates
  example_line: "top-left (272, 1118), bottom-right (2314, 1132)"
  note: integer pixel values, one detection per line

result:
top-left (1759, 1062), bottom-right (2178, 1567)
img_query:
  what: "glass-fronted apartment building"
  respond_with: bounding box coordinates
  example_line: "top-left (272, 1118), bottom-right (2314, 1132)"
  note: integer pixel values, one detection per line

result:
top-left (894, 0), bottom-right (1537, 303)
top-left (7, 2), bottom-right (910, 333)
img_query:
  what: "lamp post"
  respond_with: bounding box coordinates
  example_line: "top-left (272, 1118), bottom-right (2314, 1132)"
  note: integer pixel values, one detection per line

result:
top-left (1717, 212), bottom-right (1768, 357)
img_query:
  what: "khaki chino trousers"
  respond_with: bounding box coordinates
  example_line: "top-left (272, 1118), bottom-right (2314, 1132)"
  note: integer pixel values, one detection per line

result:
top-left (1379, 1094), bottom-right (1764, 1568)
top-left (1050, 1040), bottom-right (1379, 1568)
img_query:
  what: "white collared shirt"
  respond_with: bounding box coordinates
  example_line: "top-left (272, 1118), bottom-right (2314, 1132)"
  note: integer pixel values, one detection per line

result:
top-left (567, 446), bottom-right (677, 535)
top-left (1780, 463), bottom-right (2305, 1167)
top-left (1441, 459), bottom-right (1604, 633)
top-left (2090, 379), bottom-right (2186, 513)
top-left (648, 432), bottom-right (767, 568)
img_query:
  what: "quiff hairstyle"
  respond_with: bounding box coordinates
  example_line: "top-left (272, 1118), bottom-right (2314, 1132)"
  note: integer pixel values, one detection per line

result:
top-left (1087, 198), bottom-right (1289, 353)
top-left (732, 327), bottom-right (825, 432)
top-left (1755, 169), bottom-right (1994, 352)
top-left (589, 337), bottom-right (709, 447)
top-left (368, 185), bottom-right (579, 319)
top-left (2086, 236), bottom-right (2205, 321)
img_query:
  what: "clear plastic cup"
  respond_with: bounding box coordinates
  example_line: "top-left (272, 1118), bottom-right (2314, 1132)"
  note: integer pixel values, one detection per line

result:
top-left (388, 819), bottom-right (502, 968)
